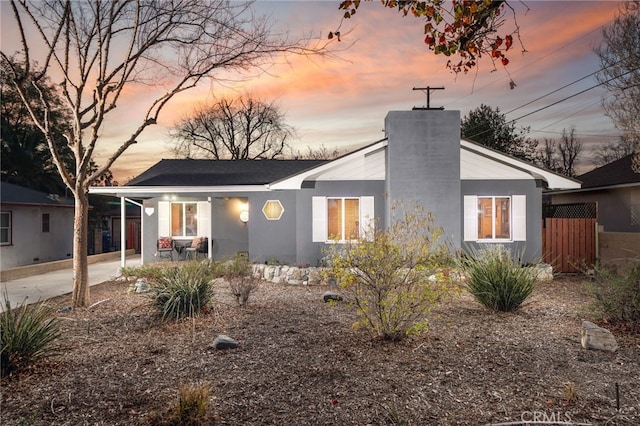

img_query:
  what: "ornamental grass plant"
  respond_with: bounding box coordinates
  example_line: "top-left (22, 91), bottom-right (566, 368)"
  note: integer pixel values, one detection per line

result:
top-left (458, 245), bottom-right (536, 312)
top-left (151, 263), bottom-right (214, 321)
top-left (1, 293), bottom-right (61, 377)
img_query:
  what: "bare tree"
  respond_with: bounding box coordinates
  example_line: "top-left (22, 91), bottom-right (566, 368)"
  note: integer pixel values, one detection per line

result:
top-left (594, 1), bottom-right (640, 171)
top-left (1, 0), bottom-right (329, 307)
top-left (535, 128), bottom-right (582, 177)
top-left (536, 138), bottom-right (560, 173)
top-left (171, 95), bottom-right (294, 160)
top-left (557, 127), bottom-right (583, 178)
top-left (592, 137), bottom-right (637, 167)
top-left (293, 144), bottom-right (344, 160)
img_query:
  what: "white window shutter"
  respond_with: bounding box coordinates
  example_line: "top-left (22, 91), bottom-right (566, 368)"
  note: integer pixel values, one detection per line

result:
top-left (158, 201), bottom-right (171, 237)
top-left (359, 196), bottom-right (375, 241)
top-left (512, 195), bottom-right (526, 241)
top-left (312, 197), bottom-right (327, 242)
top-left (197, 201), bottom-right (211, 237)
top-left (463, 196), bottom-right (478, 242)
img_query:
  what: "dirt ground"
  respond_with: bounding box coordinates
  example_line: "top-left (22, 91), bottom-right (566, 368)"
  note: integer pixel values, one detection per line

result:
top-left (2, 275), bottom-right (639, 425)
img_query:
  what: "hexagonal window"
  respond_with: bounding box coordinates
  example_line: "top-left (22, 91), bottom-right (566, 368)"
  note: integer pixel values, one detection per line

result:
top-left (262, 200), bottom-right (284, 220)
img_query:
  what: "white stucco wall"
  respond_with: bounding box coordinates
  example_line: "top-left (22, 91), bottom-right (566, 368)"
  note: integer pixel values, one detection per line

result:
top-left (0, 205), bottom-right (74, 269)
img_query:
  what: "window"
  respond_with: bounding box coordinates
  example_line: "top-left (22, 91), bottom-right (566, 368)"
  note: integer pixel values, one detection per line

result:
top-left (171, 202), bottom-right (198, 237)
top-left (477, 197), bottom-right (510, 240)
top-left (1, 211), bottom-right (11, 245)
top-left (328, 198), bottom-right (360, 241)
top-left (42, 213), bottom-right (50, 233)
top-left (312, 196), bottom-right (375, 242)
top-left (464, 195), bottom-right (526, 242)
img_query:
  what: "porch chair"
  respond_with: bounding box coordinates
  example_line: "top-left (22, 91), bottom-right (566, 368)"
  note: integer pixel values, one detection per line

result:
top-left (157, 237), bottom-right (174, 261)
top-left (185, 236), bottom-right (208, 261)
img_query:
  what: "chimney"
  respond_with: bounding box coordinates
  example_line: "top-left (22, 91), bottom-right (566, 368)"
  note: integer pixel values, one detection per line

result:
top-left (384, 109), bottom-right (461, 247)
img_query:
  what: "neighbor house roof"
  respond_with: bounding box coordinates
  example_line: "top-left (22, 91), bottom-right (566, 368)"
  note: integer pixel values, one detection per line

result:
top-left (577, 154), bottom-right (640, 189)
top-left (0, 181), bottom-right (74, 207)
top-left (127, 159), bottom-right (329, 186)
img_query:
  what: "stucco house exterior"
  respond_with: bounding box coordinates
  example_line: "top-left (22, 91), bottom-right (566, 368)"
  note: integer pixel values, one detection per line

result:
top-left (0, 181), bottom-right (74, 269)
top-left (91, 109), bottom-right (580, 266)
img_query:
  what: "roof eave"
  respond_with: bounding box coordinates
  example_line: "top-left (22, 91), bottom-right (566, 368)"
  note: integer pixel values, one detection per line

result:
top-left (89, 185), bottom-right (270, 197)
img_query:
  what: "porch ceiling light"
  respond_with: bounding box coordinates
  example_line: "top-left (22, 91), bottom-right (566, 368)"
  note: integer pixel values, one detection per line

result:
top-left (262, 200), bottom-right (284, 220)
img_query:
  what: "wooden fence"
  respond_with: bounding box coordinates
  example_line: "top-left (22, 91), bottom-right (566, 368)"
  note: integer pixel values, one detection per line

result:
top-left (542, 218), bottom-right (596, 273)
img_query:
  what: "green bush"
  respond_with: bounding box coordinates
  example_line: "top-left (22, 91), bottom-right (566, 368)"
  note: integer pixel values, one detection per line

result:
top-left (1, 295), bottom-right (61, 376)
top-left (458, 245), bottom-right (536, 312)
top-left (328, 204), bottom-right (453, 341)
top-left (588, 263), bottom-right (640, 322)
top-left (151, 263), bottom-right (214, 321)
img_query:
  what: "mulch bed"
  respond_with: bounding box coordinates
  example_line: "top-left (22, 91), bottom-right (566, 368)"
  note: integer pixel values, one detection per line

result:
top-left (2, 276), bottom-right (639, 425)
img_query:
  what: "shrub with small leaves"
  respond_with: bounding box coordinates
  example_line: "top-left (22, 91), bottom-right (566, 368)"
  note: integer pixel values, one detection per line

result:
top-left (1, 294), bottom-right (61, 377)
top-left (457, 245), bottom-right (536, 312)
top-left (151, 263), bottom-right (214, 321)
top-left (588, 262), bottom-right (640, 323)
top-left (328, 203), bottom-right (454, 341)
top-left (223, 254), bottom-right (257, 307)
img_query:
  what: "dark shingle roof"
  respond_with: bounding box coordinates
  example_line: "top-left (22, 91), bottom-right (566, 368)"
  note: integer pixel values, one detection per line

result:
top-left (127, 159), bottom-right (329, 186)
top-left (0, 181), bottom-right (74, 206)
top-left (577, 154), bottom-right (640, 189)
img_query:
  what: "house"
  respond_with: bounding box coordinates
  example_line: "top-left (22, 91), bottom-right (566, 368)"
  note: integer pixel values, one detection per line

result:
top-left (0, 181), bottom-right (74, 269)
top-left (546, 154), bottom-right (640, 265)
top-left (90, 109), bottom-right (580, 267)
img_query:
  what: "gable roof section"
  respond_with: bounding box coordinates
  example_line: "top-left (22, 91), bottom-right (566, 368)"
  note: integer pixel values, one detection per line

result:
top-left (577, 154), bottom-right (640, 189)
top-left (127, 159), bottom-right (329, 186)
top-left (0, 182), bottom-right (74, 207)
top-left (461, 139), bottom-right (581, 190)
top-left (268, 139), bottom-right (388, 190)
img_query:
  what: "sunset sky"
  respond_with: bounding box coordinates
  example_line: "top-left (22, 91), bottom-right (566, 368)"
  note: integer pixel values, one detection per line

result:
top-left (0, 1), bottom-right (625, 183)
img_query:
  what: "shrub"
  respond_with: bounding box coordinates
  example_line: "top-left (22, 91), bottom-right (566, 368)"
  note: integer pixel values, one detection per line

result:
top-left (588, 263), bottom-right (640, 322)
top-left (328, 204), bottom-right (453, 341)
top-left (151, 263), bottom-right (214, 321)
top-left (121, 264), bottom-right (172, 282)
top-left (223, 254), bottom-right (257, 308)
top-left (457, 245), bottom-right (536, 312)
top-left (1, 294), bottom-right (61, 376)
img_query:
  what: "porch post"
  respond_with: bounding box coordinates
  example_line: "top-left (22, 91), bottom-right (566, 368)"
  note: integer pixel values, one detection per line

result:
top-left (125, 198), bottom-right (144, 266)
top-left (208, 197), bottom-right (213, 260)
top-left (120, 196), bottom-right (126, 268)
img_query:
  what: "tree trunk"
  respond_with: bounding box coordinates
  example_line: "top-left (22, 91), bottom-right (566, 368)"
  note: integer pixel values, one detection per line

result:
top-left (72, 190), bottom-right (90, 307)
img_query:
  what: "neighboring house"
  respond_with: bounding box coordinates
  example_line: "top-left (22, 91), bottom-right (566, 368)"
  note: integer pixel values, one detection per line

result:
top-left (0, 181), bottom-right (74, 269)
top-left (547, 154), bottom-right (640, 265)
top-left (91, 109), bottom-right (580, 266)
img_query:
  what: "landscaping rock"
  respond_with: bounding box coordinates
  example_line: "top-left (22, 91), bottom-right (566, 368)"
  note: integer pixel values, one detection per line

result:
top-left (134, 278), bottom-right (151, 293)
top-left (209, 334), bottom-right (239, 350)
top-left (322, 291), bottom-right (343, 303)
top-left (581, 320), bottom-right (618, 352)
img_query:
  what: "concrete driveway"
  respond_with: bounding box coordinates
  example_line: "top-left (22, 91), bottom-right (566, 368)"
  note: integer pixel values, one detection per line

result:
top-left (1, 256), bottom-right (140, 311)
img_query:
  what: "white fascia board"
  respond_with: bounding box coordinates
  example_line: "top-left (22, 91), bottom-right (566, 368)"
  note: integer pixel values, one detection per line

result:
top-left (460, 139), bottom-right (581, 190)
top-left (547, 181), bottom-right (640, 195)
top-left (268, 140), bottom-right (388, 190)
top-left (89, 185), bottom-right (269, 197)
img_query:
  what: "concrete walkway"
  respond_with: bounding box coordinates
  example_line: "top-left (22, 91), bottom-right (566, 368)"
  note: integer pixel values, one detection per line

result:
top-left (1, 256), bottom-right (141, 311)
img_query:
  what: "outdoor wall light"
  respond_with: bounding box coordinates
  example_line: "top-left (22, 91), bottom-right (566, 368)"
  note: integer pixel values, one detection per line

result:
top-left (239, 210), bottom-right (249, 223)
top-left (144, 207), bottom-right (155, 216)
top-left (262, 200), bottom-right (284, 220)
